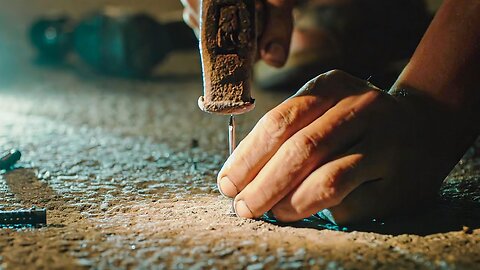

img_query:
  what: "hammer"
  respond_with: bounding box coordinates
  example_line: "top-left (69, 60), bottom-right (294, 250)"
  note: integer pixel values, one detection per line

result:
top-left (199, 0), bottom-right (263, 154)
top-left (198, 0), bottom-right (262, 115)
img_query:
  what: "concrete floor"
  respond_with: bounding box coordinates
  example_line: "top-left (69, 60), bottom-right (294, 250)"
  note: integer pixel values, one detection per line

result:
top-left (0, 1), bottom-right (479, 269)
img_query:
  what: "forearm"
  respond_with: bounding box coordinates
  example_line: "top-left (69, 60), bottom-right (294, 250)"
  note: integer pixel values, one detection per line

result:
top-left (392, 0), bottom-right (480, 121)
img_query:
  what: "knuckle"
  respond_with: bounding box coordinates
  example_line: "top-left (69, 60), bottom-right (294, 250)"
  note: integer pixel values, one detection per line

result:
top-left (323, 69), bottom-right (348, 81)
top-left (289, 202), bottom-right (308, 218)
top-left (189, 14), bottom-right (199, 27)
top-left (271, 208), bottom-right (292, 222)
top-left (297, 70), bottom-right (355, 97)
top-left (260, 108), bottom-right (295, 140)
top-left (247, 188), bottom-right (271, 217)
top-left (286, 132), bottom-right (319, 160)
top-left (307, 70), bottom-right (350, 96)
top-left (271, 204), bottom-right (301, 222)
top-left (296, 78), bottom-right (317, 95)
top-left (182, 9), bottom-right (192, 24)
top-left (296, 75), bottom-right (325, 96)
top-left (343, 107), bottom-right (359, 122)
top-left (354, 90), bottom-right (383, 111)
top-left (236, 154), bottom-right (254, 180)
top-left (363, 89), bottom-right (382, 102)
top-left (320, 70), bottom-right (379, 96)
top-left (321, 189), bottom-right (342, 208)
top-left (182, 10), bottom-right (199, 31)
top-left (181, 0), bottom-right (199, 11)
top-left (324, 165), bottom-right (342, 188)
top-left (316, 168), bottom-right (344, 206)
top-left (271, 206), bottom-right (286, 220)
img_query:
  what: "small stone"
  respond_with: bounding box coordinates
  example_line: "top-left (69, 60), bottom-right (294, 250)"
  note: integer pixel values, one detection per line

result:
top-left (246, 263), bottom-right (265, 270)
top-left (76, 258), bottom-right (93, 267)
top-left (462, 226), bottom-right (473, 234)
top-left (64, 232), bottom-right (85, 241)
top-left (17, 238), bottom-right (35, 246)
top-left (100, 202), bottom-right (109, 212)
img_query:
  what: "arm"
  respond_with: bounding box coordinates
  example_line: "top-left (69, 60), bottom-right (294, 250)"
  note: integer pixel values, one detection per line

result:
top-left (393, 0), bottom-right (480, 121)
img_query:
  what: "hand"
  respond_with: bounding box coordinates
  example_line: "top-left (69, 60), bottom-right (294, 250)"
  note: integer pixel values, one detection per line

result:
top-left (180, 0), bottom-right (294, 67)
top-left (217, 70), bottom-right (473, 224)
top-left (180, 0), bottom-right (200, 37)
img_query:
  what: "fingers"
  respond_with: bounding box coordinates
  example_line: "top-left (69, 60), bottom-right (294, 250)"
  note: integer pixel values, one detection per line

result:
top-left (217, 71), bottom-right (368, 198)
top-left (181, 0), bottom-right (293, 67)
top-left (259, 0), bottom-right (295, 67)
top-left (217, 77), bottom-right (337, 197)
top-left (182, 9), bottom-right (200, 37)
top-left (326, 179), bottom-right (389, 225)
top-left (180, 0), bottom-right (200, 36)
top-left (270, 149), bottom-right (379, 222)
top-left (180, 0), bottom-right (200, 15)
top-left (233, 90), bottom-right (382, 218)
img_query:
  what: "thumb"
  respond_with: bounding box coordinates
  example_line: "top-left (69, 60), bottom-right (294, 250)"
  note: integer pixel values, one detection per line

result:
top-left (259, 0), bottom-right (294, 68)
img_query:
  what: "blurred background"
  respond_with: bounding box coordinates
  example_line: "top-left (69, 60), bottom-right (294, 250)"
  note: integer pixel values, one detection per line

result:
top-left (0, 0), bottom-right (443, 89)
top-left (0, 0), bottom-right (186, 83)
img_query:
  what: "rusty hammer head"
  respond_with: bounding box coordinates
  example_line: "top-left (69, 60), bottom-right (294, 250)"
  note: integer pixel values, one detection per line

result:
top-left (198, 0), bottom-right (260, 115)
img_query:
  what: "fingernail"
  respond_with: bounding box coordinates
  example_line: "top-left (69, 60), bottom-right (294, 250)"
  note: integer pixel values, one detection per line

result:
top-left (266, 42), bottom-right (286, 66)
top-left (218, 176), bottom-right (238, 198)
top-left (234, 200), bottom-right (254, 218)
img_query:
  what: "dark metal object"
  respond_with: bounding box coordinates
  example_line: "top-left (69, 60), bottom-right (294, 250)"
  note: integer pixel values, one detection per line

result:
top-left (30, 9), bottom-right (197, 77)
top-left (0, 149), bottom-right (21, 171)
top-left (29, 16), bottom-right (73, 61)
top-left (0, 208), bottom-right (47, 225)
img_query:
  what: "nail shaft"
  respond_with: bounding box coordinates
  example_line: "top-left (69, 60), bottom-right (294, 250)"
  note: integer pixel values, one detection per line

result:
top-left (228, 115), bottom-right (236, 155)
top-left (228, 115), bottom-right (237, 216)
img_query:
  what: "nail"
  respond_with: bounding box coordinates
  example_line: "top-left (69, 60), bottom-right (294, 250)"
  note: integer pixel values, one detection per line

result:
top-left (266, 42), bottom-right (286, 66)
top-left (218, 176), bottom-right (238, 198)
top-left (234, 200), bottom-right (254, 218)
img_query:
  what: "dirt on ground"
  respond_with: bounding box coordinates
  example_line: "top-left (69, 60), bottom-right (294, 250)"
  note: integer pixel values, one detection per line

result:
top-left (0, 1), bottom-right (479, 269)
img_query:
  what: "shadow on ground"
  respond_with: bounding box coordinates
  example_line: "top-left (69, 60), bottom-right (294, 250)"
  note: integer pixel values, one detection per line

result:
top-left (261, 199), bottom-right (480, 236)
top-left (261, 175), bottom-right (480, 236)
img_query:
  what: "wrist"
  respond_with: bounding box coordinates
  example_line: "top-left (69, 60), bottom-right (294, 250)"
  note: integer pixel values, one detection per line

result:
top-left (389, 86), bottom-right (479, 149)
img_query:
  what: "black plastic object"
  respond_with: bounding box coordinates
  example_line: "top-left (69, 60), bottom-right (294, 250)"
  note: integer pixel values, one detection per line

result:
top-left (0, 208), bottom-right (47, 225)
top-left (29, 9), bottom-right (197, 76)
top-left (0, 149), bottom-right (21, 171)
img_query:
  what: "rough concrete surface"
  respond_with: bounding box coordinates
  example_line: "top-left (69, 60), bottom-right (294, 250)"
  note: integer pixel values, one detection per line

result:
top-left (0, 1), bottom-right (479, 269)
